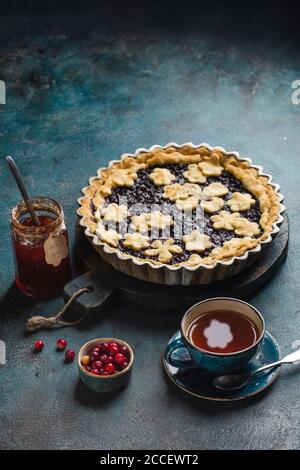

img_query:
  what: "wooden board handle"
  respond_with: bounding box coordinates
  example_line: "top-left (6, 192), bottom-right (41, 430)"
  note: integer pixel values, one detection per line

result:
top-left (63, 268), bottom-right (116, 316)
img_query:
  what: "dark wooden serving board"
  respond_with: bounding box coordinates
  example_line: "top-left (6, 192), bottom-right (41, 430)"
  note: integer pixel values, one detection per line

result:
top-left (64, 215), bottom-right (289, 314)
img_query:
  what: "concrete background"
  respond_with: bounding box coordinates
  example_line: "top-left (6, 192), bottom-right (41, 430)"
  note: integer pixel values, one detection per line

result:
top-left (0, 2), bottom-right (299, 450)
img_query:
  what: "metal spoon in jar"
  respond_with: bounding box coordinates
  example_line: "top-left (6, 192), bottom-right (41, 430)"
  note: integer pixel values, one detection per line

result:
top-left (213, 349), bottom-right (300, 391)
top-left (6, 155), bottom-right (40, 225)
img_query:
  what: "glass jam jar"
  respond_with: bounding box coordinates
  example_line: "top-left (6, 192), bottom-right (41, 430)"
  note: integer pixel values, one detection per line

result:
top-left (10, 196), bottom-right (72, 299)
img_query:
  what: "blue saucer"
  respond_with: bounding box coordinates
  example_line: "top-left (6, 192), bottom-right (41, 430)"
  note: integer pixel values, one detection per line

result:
top-left (163, 331), bottom-right (280, 401)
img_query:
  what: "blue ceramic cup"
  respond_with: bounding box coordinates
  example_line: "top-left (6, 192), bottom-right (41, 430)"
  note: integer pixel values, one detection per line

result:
top-left (166, 297), bottom-right (265, 375)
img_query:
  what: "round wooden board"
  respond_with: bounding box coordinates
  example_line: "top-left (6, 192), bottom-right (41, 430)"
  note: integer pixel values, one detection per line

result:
top-left (66, 215), bottom-right (289, 312)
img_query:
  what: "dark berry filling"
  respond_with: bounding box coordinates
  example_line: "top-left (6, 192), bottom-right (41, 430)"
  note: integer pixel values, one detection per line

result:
top-left (100, 164), bottom-right (261, 264)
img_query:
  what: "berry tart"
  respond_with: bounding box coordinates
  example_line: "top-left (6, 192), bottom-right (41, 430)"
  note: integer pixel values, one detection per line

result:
top-left (78, 143), bottom-right (285, 285)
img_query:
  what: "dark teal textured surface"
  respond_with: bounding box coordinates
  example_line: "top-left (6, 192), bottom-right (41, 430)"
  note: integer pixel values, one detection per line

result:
top-left (0, 5), bottom-right (300, 450)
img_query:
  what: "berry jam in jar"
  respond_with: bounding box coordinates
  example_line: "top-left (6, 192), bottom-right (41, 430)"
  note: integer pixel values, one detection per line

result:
top-left (10, 196), bottom-right (72, 299)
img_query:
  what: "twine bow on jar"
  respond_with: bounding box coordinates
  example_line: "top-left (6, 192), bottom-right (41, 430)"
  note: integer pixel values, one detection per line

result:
top-left (25, 287), bottom-right (91, 333)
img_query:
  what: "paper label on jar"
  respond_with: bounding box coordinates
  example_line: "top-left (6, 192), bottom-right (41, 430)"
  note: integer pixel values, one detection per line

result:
top-left (44, 235), bottom-right (69, 267)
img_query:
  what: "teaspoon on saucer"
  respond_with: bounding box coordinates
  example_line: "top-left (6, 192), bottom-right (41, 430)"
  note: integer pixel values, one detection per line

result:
top-left (213, 348), bottom-right (300, 391)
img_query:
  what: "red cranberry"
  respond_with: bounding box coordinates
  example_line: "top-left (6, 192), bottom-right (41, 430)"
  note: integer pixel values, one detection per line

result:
top-left (56, 338), bottom-right (67, 350)
top-left (93, 360), bottom-right (103, 370)
top-left (107, 355), bottom-right (113, 363)
top-left (91, 350), bottom-right (101, 360)
top-left (100, 354), bottom-right (108, 363)
top-left (34, 340), bottom-right (44, 352)
top-left (98, 343), bottom-right (106, 353)
top-left (105, 363), bottom-right (115, 374)
top-left (106, 343), bottom-right (119, 356)
top-left (65, 349), bottom-right (75, 362)
top-left (92, 346), bottom-right (100, 354)
top-left (91, 368), bottom-right (100, 375)
top-left (120, 346), bottom-right (129, 357)
top-left (102, 371), bottom-right (109, 376)
top-left (122, 361), bottom-right (129, 370)
top-left (114, 353), bottom-right (126, 366)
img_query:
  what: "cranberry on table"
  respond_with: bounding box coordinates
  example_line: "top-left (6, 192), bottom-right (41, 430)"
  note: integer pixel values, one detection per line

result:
top-left (56, 338), bottom-right (67, 350)
top-left (65, 349), bottom-right (75, 362)
top-left (34, 340), bottom-right (44, 352)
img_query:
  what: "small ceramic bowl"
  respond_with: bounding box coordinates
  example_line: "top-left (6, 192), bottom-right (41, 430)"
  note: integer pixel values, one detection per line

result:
top-left (78, 338), bottom-right (134, 393)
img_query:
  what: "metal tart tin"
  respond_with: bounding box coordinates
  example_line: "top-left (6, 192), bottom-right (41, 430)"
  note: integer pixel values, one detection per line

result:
top-left (78, 143), bottom-right (285, 285)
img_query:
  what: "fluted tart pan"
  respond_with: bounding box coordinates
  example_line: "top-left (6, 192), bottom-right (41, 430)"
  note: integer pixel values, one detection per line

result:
top-left (77, 143), bottom-right (285, 285)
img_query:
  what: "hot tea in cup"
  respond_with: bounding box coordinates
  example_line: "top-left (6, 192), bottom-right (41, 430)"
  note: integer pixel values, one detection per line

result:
top-left (187, 309), bottom-right (260, 354)
top-left (166, 298), bottom-right (265, 374)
